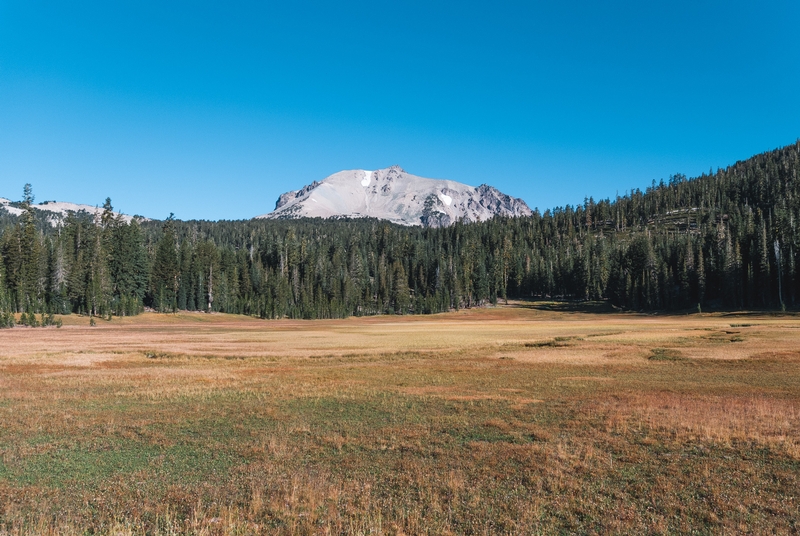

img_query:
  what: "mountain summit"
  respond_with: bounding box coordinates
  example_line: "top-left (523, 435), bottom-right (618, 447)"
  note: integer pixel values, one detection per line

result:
top-left (257, 166), bottom-right (532, 227)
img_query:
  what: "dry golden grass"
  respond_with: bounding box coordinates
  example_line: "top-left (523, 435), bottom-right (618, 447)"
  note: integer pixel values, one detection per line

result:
top-left (602, 393), bottom-right (800, 456)
top-left (1, 303), bottom-right (799, 534)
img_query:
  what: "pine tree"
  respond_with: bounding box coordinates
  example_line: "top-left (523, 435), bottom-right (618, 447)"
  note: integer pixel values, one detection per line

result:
top-left (150, 216), bottom-right (180, 312)
top-left (16, 184), bottom-right (43, 312)
top-left (1, 140), bottom-right (799, 318)
top-left (758, 218), bottom-right (771, 306)
top-left (391, 260), bottom-right (411, 313)
top-left (697, 244), bottom-right (706, 307)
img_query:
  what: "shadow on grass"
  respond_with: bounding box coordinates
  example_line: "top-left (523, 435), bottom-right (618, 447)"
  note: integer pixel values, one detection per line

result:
top-left (511, 299), bottom-right (617, 314)
top-left (510, 298), bottom-right (799, 317)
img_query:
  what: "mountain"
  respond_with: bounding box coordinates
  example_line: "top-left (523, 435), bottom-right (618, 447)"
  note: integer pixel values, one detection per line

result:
top-left (2, 142), bottom-right (800, 319)
top-left (0, 197), bottom-right (141, 225)
top-left (256, 165), bottom-right (532, 227)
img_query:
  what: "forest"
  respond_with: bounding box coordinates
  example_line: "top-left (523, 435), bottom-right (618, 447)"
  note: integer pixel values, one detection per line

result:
top-left (1, 141), bottom-right (798, 323)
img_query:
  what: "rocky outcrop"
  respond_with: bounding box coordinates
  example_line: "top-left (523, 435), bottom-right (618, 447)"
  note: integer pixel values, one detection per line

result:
top-left (274, 181), bottom-right (321, 210)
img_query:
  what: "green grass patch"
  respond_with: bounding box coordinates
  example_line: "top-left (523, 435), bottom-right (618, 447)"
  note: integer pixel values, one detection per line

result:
top-left (5, 440), bottom-right (244, 489)
top-left (447, 425), bottom-right (526, 445)
top-left (9, 443), bottom-right (161, 487)
top-left (648, 348), bottom-right (686, 361)
top-left (143, 350), bottom-right (181, 359)
top-left (524, 339), bottom-right (569, 348)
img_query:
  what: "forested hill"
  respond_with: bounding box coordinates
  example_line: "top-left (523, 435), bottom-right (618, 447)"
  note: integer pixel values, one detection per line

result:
top-left (1, 141), bottom-right (799, 323)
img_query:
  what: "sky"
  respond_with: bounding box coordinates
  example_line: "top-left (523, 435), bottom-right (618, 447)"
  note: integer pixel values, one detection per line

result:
top-left (1, 1), bottom-right (799, 220)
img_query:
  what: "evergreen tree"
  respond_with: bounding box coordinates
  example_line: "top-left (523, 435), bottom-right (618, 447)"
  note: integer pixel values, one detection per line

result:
top-left (1, 141), bottom-right (799, 318)
top-left (150, 215), bottom-right (180, 312)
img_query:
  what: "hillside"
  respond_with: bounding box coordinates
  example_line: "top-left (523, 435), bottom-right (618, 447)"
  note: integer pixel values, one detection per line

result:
top-left (1, 140), bottom-right (799, 320)
top-left (0, 196), bottom-right (140, 225)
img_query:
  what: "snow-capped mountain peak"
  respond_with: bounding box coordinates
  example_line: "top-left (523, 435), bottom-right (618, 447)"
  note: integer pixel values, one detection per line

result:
top-left (258, 166), bottom-right (531, 227)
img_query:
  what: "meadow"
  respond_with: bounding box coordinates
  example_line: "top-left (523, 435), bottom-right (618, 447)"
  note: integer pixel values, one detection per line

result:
top-left (1, 303), bottom-right (799, 534)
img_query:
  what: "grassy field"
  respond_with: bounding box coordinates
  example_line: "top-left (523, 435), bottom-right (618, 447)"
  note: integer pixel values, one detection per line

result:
top-left (1, 303), bottom-right (799, 534)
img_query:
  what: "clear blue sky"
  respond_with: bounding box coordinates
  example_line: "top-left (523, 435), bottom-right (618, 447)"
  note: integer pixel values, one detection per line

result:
top-left (1, 1), bottom-right (799, 220)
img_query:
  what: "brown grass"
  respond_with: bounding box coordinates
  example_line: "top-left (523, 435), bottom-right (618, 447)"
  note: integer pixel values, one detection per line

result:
top-left (602, 393), bottom-right (800, 457)
top-left (1, 304), bottom-right (799, 534)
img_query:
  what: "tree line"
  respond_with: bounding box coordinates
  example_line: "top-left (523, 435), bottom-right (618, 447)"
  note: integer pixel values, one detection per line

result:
top-left (1, 141), bottom-right (799, 324)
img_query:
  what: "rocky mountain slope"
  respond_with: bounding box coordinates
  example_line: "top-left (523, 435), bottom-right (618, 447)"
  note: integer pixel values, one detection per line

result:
top-left (0, 197), bottom-right (140, 225)
top-left (257, 166), bottom-right (531, 227)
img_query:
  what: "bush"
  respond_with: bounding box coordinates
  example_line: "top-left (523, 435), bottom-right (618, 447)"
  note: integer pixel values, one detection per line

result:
top-left (0, 311), bottom-right (14, 328)
top-left (3, 311), bottom-right (64, 328)
top-left (41, 312), bottom-right (62, 327)
top-left (17, 311), bottom-right (39, 327)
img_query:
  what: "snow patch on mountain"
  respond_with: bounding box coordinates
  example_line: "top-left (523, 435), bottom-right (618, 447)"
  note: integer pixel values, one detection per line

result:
top-left (257, 166), bottom-right (532, 228)
top-left (360, 170), bottom-right (372, 187)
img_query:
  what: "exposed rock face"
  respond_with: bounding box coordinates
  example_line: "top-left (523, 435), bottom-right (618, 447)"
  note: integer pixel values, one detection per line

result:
top-left (274, 181), bottom-right (321, 210)
top-left (257, 166), bottom-right (531, 227)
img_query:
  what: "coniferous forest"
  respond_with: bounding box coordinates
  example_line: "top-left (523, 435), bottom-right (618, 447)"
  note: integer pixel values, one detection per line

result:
top-left (1, 141), bottom-right (799, 323)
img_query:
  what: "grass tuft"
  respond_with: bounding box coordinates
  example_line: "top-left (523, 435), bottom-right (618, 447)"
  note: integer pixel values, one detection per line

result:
top-left (648, 348), bottom-right (686, 361)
